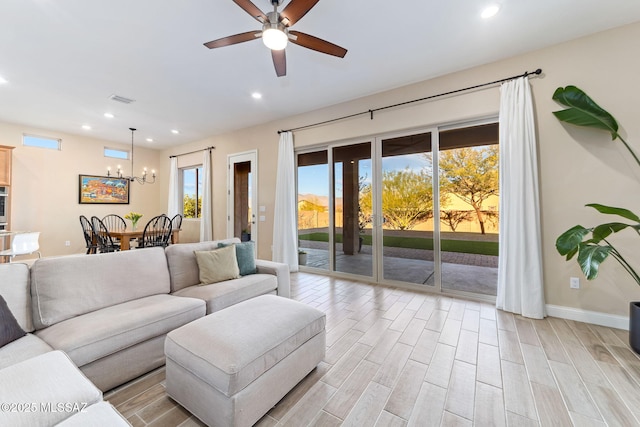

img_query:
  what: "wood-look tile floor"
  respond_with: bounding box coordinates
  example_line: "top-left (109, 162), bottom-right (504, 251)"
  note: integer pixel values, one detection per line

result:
top-left (105, 272), bottom-right (640, 426)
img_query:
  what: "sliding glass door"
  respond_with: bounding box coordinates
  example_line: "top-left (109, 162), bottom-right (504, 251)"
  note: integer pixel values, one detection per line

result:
top-left (332, 142), bottom-right (372, 278)
top-left (438, 124), bottom-right (499, 296)
top-left (296, 121), bottom-right (499, 298)
top-left (378, 131), bottom-right (436, 288)
top-left (297, 150), bottom-right (329, 270)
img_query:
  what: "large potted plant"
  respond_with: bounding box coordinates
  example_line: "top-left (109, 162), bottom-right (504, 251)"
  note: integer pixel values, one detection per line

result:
top-left (553, 86), bottom-right (640, 352)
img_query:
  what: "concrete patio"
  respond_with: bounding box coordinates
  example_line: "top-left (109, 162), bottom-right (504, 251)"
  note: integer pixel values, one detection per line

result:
top-left (299, 241), bottom-right (498, 296)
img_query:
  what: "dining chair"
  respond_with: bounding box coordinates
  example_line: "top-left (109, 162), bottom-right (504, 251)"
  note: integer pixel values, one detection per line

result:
top-left (0, 231), bottom-right (41, 262)
top-left (139, 215), bottom-right (172, 248)
top-left (79, 215), bottom-right (97, 254)
top-left (91, 216), bottom-right (120, 253)
top-left (102, 214), bottom-right (127, 232)
top-left (170, 214), bottom-right (183, 240)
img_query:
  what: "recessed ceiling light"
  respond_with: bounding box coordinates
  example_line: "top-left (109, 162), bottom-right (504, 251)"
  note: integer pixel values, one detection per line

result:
top-left (481, 4), bottom-right (500, 19)
top-left (146, 138), bottom-right (154, 143)
top-left (104, 112), bottom-right (115, 119)
top-left (171, 129), bottom-right (180, 134)
top-left (82, 124), bottom-right (92, 130)
top-left (0, 76), bottom-right (7, 84)
top-left (251, 92), bottom-right (262, 99)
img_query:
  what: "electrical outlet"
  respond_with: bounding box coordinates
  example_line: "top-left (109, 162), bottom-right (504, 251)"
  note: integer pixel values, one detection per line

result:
top-left (65, 241), bottom-right (71, 247)
top-left (570, 276), bottom-right (580, 289)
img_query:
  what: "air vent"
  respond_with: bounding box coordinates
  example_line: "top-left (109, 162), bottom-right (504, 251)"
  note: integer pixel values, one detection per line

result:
top-left (109, 94), bottom-right (136, 104)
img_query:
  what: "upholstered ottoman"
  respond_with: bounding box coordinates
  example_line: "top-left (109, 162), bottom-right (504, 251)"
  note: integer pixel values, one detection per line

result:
top-left (165, 295), bottom-right (326, 427)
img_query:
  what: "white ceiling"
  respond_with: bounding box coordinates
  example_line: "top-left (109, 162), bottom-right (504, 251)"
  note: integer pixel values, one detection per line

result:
top-left (1, 0), bottom-right (640, 149)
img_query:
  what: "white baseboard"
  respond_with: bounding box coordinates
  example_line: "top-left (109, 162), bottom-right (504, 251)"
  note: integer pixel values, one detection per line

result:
top-left (546, 304), bottom-right (629, 330)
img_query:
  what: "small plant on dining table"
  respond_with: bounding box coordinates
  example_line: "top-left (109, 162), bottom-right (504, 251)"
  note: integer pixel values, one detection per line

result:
top-left (124, 212), bottom-right (143, 230)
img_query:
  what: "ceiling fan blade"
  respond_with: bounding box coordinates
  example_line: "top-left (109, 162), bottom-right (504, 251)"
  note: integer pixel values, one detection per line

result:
top-left (232, 0), bottom-right (267, 22)
top-left (272, 49), bottom-right (286, 77)
top-left (204, 31), bottom-right (261, 49)
top-left (280, 0), bottom-right (319, 26)
top-left (289, 31), bottom-right (347, 58)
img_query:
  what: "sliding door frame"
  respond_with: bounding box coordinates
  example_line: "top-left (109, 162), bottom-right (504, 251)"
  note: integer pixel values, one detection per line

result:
top-left (295, 116), bottom-right (499, 303)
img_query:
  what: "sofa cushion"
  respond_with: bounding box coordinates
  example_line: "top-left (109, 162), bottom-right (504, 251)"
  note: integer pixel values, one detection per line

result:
top-left (0, 350), bottom-right (102, 427)
top-left (172, 274), bottom-right (277, 314)
top-left (195, 245), bottom-right (240, 284)
top-left (0, 295), bottom-right (25, 348)
top-left (219, 241), bottom-right (257, 276)
top-left (0, 263), bottom-right (33, 332)
top-left (0, 334), bottom-right (53, 370)
top-left (35, 294), bottom-right (205, 367)
top-left (31, 247), bottom-right (171, 329)
top-left (56, 402), bottom-right (130, 427)
top-left (165, 238), bottom-right (240, 292)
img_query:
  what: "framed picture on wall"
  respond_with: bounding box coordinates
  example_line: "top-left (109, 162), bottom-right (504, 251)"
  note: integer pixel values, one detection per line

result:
top-left (79, 174), bottom-right (130, 204)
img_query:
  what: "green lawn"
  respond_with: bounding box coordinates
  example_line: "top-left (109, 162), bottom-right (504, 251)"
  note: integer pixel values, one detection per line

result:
top-left (299, 232), bottom-right (498, 256)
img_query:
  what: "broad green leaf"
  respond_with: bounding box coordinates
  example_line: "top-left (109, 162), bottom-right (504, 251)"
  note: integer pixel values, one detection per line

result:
top-left (552, 86), bottom-right (619, 140)
top-left (565, 246), bottom-right (578, 261)
top-left (592, 222), bottom-right (632, 241)
top-left (577, 244), bottom-right (612, 280)
top-left (586, 203), bottom-right (640, 222)
top-left (556, 225), bottom-right (589, 256)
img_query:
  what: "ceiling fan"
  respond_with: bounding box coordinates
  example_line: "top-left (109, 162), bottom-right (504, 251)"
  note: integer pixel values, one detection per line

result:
top-left (204, 0), bottom-right (347, 77)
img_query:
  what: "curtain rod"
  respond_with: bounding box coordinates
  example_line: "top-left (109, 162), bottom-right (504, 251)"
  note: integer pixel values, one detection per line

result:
top-left (278, 68), bottom-right (542, 134)
top-left (169, 146), bottom-right (215, 158)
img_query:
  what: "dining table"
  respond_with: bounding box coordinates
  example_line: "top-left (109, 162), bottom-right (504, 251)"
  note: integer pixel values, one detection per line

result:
top-left (106, 228), bottom-right (181, 251)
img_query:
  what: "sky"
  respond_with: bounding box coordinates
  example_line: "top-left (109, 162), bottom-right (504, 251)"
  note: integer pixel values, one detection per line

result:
top-left (183, 167), bottom-right (202, 197)
top-left (298, 154), bottom-right (427, 198)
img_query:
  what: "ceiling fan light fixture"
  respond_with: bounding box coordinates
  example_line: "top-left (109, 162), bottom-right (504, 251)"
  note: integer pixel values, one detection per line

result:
top-left (481, 4), bottom-right (501, 19)
top-left (262, 27), bottom-right (288, 50)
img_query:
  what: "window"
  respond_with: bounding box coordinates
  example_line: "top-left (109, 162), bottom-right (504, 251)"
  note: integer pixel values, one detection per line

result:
top-left (182, 166), bottom-right (203, 218)
top-left (23, 134), bottom-right (61, 150)
top-left (104, 147), bottom-right (129, 159)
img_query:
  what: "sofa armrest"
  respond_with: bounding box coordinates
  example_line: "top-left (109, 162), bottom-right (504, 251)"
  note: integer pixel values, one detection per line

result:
top-left (255, 259), bottom-right (291, 298)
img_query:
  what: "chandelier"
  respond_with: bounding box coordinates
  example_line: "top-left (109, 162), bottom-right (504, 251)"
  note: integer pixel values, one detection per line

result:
top-left (107, 127), bottom-right (156, 184)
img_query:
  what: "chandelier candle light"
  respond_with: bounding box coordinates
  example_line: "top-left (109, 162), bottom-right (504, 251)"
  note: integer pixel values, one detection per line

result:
top-left (107, 128), bottom-right (156, 184)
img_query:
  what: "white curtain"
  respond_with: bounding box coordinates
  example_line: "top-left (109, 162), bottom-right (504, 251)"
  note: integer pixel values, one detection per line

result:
top-left (496, 77), bottom-right (545, 319)
top-left (199, 149), bottom-right (213, 241)
top-left (167, 157), bottom-right (180, 218)
top-left (273, 131), bottom-right (299, 272)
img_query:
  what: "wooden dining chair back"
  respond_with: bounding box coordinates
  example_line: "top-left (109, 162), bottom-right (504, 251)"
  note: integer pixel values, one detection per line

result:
top-left (91, 216), bottom-right (120, 253)
top-left (79, 215), bottom-right (97, 254)
top-left (102, 214), bottom-right (127, 232)
top-left (140, 215), bottom-right (172, 248)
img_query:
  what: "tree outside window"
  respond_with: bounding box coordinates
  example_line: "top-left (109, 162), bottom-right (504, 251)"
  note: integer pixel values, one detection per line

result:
top-left (436, 145), bottom-right (499, 234)
top-left (182, 166), bottom-right (203, 218)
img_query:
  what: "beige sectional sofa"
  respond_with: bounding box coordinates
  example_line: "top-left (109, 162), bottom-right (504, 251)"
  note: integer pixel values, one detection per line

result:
top-left (0, 238), bottom-right (290, 426)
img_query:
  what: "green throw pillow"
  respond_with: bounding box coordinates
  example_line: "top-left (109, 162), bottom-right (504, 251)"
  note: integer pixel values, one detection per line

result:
top-left (218, 241), bottom-right (257, 276)
top-left (194, 245), bottom-right (241, 285)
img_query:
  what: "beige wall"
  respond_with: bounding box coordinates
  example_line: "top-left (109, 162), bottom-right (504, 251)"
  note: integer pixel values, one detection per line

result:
top-left (1, 122), bottom-right (164, 256)
top-left (4, 22), bottom-right (639, 318)
top-left (159, 22), bottom-right (640, 318)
